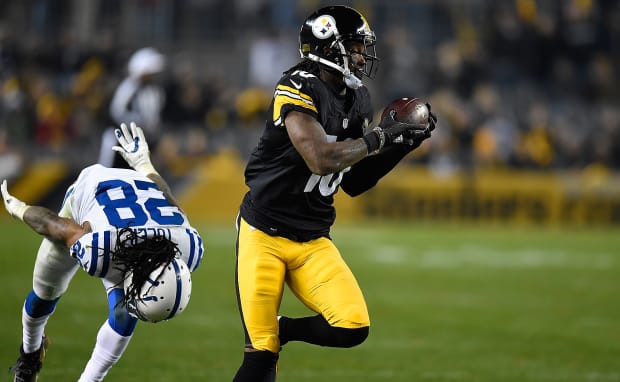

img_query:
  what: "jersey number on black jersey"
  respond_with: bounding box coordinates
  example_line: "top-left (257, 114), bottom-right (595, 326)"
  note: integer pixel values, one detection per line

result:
top-left (302, 135), bottom-right (351, 197)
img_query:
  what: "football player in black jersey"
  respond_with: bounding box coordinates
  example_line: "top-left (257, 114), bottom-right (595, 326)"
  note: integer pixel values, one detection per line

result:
top-left (233, 6), bottom-right (437, 381)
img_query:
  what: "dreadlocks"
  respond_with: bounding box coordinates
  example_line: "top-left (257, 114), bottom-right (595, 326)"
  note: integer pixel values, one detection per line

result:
top-left (113, 227), bottom-right (181, 306)
top-left (283, 59), bottom-right (321, 76)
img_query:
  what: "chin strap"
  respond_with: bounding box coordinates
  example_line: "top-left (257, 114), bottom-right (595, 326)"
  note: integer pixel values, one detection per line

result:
top-left (344, 71), bottom-right (363, 89)
top-left (307, 51), bottom-right (364, 90)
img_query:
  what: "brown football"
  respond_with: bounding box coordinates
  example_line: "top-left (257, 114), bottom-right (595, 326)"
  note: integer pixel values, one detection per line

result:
top-left (381, 97), bottom-right (429, 127)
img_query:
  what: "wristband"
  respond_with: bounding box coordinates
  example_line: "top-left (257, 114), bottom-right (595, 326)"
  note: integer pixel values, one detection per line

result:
top-left (10, 203), bottom-right (30, 221)
top-left (362, 127), bottom-right (385, 155)
top-left (135, 162), bottom-right (158, 176)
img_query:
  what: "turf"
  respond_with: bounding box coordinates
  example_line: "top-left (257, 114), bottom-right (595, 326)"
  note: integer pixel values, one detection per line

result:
top-left (1, 218), bottom-right (619, 381)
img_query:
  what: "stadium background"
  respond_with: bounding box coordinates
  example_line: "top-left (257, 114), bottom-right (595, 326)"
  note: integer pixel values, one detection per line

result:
top-left (0, 1), bottom-right (619, 381)
top-left (0, 0), bottom-right (619, 225)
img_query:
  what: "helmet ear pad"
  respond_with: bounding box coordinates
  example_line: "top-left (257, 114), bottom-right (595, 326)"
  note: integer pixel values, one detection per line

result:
top-left (321, 45), bottom-right (342, 66)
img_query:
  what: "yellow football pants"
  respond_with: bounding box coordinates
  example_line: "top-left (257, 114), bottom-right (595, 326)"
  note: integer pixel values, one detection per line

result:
top-left (236, 217), bottom-right (370, 353)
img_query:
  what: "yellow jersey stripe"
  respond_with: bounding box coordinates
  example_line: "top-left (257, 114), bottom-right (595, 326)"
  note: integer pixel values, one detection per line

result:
top-left (276, 85), bottom-right (314, 102)
top-left (273, 85), bottom-right (317, 125)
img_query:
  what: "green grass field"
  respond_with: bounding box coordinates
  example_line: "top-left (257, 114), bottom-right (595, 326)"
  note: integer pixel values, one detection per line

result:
top-left (1, 218), bottom-right (619, 381)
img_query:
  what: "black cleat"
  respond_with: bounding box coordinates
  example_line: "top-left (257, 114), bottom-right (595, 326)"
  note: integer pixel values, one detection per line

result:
top-left (9, 335), bottom-right (49, 382)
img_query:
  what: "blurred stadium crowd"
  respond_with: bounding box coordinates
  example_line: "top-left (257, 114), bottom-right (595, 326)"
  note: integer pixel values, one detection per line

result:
top-left (0, 0), bottom-right (619, 180)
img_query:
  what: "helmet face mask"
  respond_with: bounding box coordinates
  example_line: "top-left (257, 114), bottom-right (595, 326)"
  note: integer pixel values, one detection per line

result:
top-left (300, 6), bottom-right (379, 88)
top-left (340, 39), bottom-right (379, 80)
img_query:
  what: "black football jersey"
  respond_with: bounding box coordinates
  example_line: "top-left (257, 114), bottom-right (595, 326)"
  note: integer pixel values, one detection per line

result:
top-left (240, 69), bottom-right (373, 241)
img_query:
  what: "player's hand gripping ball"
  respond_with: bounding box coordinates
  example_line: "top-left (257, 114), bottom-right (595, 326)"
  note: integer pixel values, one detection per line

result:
top-left (381, 97), bottom-right (430, 127)
top-left (381, 97), bottom-right (437, 146)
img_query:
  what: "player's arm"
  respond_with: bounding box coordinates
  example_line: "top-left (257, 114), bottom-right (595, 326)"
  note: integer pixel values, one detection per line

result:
top-left (145, 172), bottom-right (180, 209)
top-left (285, 111), bottom-right (368, 175)
top-left (2, 180), bottom-right (89, 246)
top-left (286, 110), bottom-right (426, 176)
top-left (340, 145), bottom-right (412, 196)
top-left (341, 105), bottom-right (438, 196)
top-left (112, 122), bottom-right (182, 210)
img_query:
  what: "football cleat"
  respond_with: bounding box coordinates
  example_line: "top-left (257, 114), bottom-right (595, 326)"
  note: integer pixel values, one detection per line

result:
top-left (9, 335), bottom-right (49, 382)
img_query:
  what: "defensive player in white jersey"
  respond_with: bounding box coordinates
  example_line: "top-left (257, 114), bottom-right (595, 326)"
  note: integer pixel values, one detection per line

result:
top-left (2, 123), bottom-right (204, 382)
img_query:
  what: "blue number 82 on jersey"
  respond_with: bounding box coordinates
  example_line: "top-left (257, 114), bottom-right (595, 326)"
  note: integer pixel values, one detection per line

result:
top-left (95, 179), bottom-right (185, 227)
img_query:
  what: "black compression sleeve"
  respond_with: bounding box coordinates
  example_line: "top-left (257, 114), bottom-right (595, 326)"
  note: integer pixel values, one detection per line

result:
top-left (232, 351), bottom-right (278, 382)
top-left (341, 144), bottom-right (412, 196)
top-left (279, 315), bottom-right (368, 348)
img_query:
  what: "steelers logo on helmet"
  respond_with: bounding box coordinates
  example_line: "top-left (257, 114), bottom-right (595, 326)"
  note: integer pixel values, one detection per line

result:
top-left (312, 15), bottom-right (337, 39)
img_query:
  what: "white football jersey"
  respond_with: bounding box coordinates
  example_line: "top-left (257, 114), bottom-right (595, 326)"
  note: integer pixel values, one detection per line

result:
top-left (66, 165), bottom-right (204, 282)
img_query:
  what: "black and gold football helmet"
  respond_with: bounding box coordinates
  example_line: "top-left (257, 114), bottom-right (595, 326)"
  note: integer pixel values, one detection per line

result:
top-left (299, 5), bottom-right (379, 89)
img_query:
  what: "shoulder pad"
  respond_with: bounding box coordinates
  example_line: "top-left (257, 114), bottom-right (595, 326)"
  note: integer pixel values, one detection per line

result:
top-left (273, 72), bottom-right (318, 125)
top-left (71, 231), bottom-right (115, 278)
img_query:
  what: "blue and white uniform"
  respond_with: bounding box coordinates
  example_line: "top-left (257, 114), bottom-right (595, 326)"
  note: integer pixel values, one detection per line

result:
top-left (66, 165), bottom-right (203, 289)
top-left (33, 164), bottom-right (204, 300)
top-left (24, 164), bottom-right (205, 381)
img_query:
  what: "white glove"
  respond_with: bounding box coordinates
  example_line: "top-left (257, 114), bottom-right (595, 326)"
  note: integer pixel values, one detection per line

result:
top-left (1, 180), bottom-right (29, 220)
top-left (112, 122), bottom-right (157, 175)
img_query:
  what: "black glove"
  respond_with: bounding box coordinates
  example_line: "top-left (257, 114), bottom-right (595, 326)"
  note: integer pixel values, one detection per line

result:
top-left (363, 114), bottom-right (428, 155)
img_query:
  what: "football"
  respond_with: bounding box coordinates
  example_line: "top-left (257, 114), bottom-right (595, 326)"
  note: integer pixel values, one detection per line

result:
top-left (381, 97), bottom-right (430, 127)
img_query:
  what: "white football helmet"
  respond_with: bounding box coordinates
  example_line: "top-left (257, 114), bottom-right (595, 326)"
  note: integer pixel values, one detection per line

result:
top-left (124, 257), bottom-right (192, 323)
